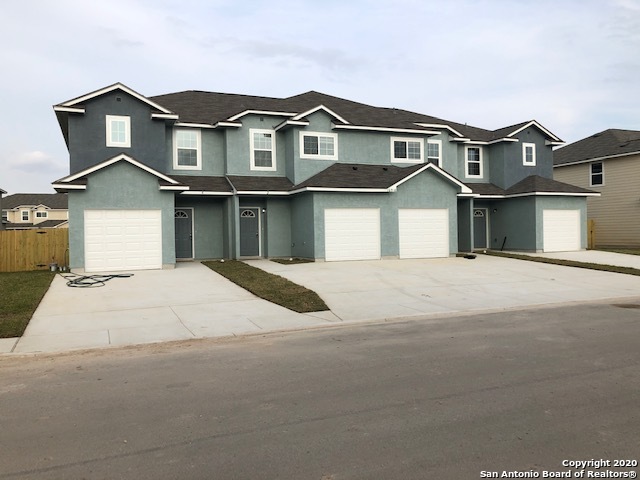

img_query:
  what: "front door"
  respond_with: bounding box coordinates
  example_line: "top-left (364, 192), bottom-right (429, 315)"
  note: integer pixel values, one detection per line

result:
top-left (175, 209), bottom-right (193, 259)
top-left (473, 208), bottom-right (488, 249)
top-left (240, 207), bottom-right (260, 256)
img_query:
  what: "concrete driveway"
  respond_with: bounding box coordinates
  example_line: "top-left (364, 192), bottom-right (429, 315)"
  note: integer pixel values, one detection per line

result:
top-left (5, 253), bottom-right (640, 355)
top-left (9, 262), bottom-right (339, 354)
top-left (247, 253), bottom-right (640, 321)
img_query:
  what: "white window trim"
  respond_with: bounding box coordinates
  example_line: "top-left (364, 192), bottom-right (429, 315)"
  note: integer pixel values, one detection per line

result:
top-left (300, 131), bottom-right (338, 160)
top-left (465, 146), bottom-right (483, 178)
top-left (250, 128), bottom-right (277, 171)
top-left (173, 128), bottom-right (202, 171)
top-left (427, 139), bottom-right (442, 167)
top-left (590, 162), bottom-right (604, 187)
top-left (35, 211), bottom-right (48, 219)
top-left (106, 115), bottom-right (131, 148)
top-left (522, 142), bottom-right (536, 166)
top-left (390, 137), bottom-right (424, 164)
top-left (21, 210), bottom-right (30, 222)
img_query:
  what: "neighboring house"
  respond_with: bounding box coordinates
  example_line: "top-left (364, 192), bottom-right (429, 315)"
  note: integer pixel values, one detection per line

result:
top-left (0, 188), bottom-right (5, 230)
top-left (553, 129), bottom-right (640, 248)
top-left (2, 193), bottom-right (69, 230)
top-left (52, 83), bottom-right (596, 273)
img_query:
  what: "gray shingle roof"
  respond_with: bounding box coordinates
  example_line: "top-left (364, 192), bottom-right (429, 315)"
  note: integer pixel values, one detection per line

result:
top-left (505, 175), bottom-right (596, 195)
top-left (2, 193), bottom-right (68, 209)
top-left (466, 183), bottom-right (505, 196)
top-left (295, 163), bottom-right (425, 189)
top-left (468, 176), bottom-right (596, 196)
top-left (554, 129), bottom-right (640, 166)
top-left (150, 89), bottom-right (551, 143)
top-left (227, 176), bottom-right (294, 192)
top-left (170, 175), bottom-right (232, 193)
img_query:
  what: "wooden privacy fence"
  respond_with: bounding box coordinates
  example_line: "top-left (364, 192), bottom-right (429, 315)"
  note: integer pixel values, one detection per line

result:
top-left (0, 229), bottom-right (69, 272)
top-left (587, 219), bottom-right (595, 250)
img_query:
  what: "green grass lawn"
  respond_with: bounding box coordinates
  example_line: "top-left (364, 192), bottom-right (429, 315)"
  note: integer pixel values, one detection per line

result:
top-left (203, 260), bottom-right (328, 313)
top-left (485, 250), bottom-right (640, 276)
top-left (0, 271), bottom-right (55, 338)
top-left (270, 258), bottom-right (315, 265)
top-left (596, 248), bottom-right (640, 256)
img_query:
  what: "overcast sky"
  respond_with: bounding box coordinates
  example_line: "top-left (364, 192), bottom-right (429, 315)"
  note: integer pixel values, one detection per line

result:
top-left (1, 0), bottom-right (639, 195)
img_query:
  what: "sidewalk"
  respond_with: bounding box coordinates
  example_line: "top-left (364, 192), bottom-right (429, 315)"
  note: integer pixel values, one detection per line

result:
top-left (3, 253), bottom-right (640, 356)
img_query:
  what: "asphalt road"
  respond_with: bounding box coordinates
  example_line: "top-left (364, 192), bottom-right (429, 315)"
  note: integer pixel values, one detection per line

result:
top-left (1, 301), bottom-right (640, 479)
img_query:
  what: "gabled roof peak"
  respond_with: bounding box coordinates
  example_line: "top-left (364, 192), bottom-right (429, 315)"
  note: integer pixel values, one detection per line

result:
top-left (55, 82), bottom-right (174, 114)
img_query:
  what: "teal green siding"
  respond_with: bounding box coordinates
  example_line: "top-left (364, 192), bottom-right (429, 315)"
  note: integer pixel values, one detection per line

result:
top-left (483, 197), bottom-right (537, 251)
top-left (175, 197), bottom-right (225, 259)
top-left (504, 129), bottom-right (553, 187)
top-left (265, 198), bottom-right (292, 257)
top-left (457, 198), bottom-right (473, 252)
top-left (68, 91), bottom-right (166, 174)
top-left (312, 169), bottom-right (459, 259)
top-left (68, 161), bottom-right (176, 269)
top-left (225, 115), bottom-right (289, 177)
top-left (477, 196), bottom-right (588, 252)
top-left (291, 194), bottom-right (315, 258)
top-left (290, 111), bottom-right (340, 185)
top-left (166, 129), bottom-right (225, 176)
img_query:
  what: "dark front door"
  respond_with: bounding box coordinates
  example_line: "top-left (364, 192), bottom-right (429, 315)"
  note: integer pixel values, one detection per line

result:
top-left (473, 208), bottom-right (488, 249)
top-left (240, 208), bottom-right (260, 256)
top-left (175, 209), bottom-right (193, 259)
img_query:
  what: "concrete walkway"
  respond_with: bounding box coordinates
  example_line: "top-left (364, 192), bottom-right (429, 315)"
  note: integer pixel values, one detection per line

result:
top-left (3, 253), bottom-right (640, 355)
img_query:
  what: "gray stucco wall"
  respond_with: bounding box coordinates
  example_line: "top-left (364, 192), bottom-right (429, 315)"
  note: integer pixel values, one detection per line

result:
top-left (457, 198), bottom-right (473, 252)
top-left (225, 115), bottom-right (289, 177)
top-left (311, 169), bottom-right (459, 259)
top-left (68, 91), bottom-right (166, 174)
top-left (265, 197), bottom-right (292, 257)
top-left (68, 161), bottom-right (176, 269)
top-left (166, 128), bottom-right (226, 176)
top-left (479, 197), bottom-right (537, 251)
top-left (175, 197), bottom-right (225, 259)
top-left (489, 128), bottom-right (554, 189)
top-left (291, 194), bottom-right (315, 259)
top-left (479, 195), bottom-right (587, 252)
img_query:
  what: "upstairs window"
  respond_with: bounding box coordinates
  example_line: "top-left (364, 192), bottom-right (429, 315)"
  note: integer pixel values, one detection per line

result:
top-left (300, 132), bottom-right (338, 160)
top-left (465, 146), bottom-right (483, 178)
top-left (391, 137), bottom-right (424, 163)
top-left (21, 210), bottom-right (29, 221)
top-left (174, 129), bottom-right (201, 170)
top-left (106, 115), bottom-right (131, 148)
top-left (35, 211), bottom-right (48, 219)
top-left (251, 129), bottom-right (276, 171)
top-left (522, 142), bottom-right (536, 166)
top-left (590, 162), bottom-right (604, 186)
top-left (427, 140), bottom-right (442, 167)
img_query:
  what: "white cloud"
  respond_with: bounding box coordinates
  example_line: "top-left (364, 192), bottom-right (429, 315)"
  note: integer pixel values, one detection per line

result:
top-left (0, 0), bottom-right (639, 192)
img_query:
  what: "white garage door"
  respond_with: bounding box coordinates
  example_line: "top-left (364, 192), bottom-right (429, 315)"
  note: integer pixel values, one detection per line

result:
top-left (399, 208), bottom-right (449, 259)
top-left (543, 209), bottom-right (581, 252)
top-left (84, 210), bottom-right (162, 272)
top-left (324, 208), bottom-right (380, 261)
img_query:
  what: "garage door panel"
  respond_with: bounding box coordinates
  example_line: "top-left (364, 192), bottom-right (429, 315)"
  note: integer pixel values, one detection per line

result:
top-left (543, 209), bottom-right (580, 252)
top-left (399, 209), bottom-right (449, 259)
top-left (325, 209), bottom-right (380, 261)
top-left (84, 210), bottom-right (162, 272)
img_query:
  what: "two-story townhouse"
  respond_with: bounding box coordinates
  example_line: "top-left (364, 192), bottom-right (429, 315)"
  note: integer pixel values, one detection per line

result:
top-left (2, 193), bottom-right (69, 229)
top-left (553, 129), bottom-right (640, 247)
top-left (52, 83), bottom-right (595, 272)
